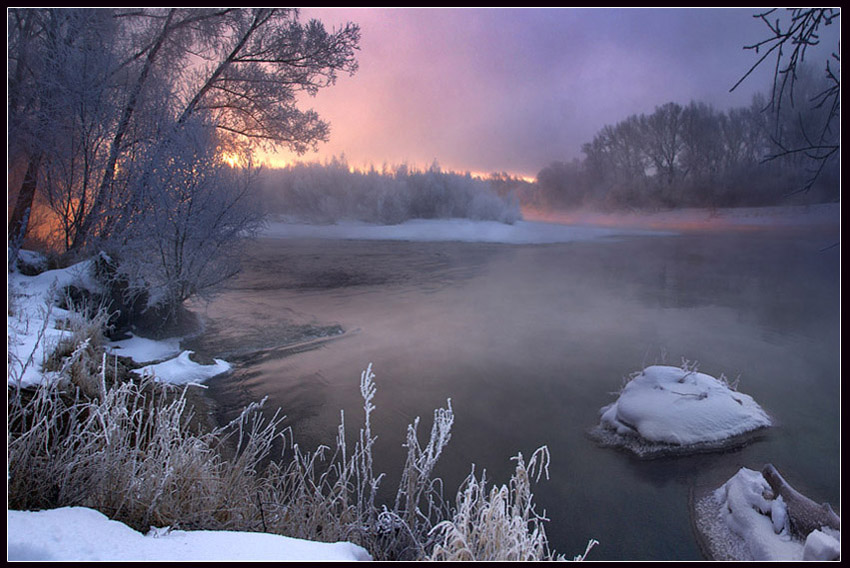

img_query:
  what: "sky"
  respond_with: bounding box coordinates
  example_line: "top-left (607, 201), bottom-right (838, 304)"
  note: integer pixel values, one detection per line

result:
top-left (270, 8), bottom-right (840, 181)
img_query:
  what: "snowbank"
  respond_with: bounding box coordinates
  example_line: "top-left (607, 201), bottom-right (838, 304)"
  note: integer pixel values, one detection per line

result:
top-left (694, 467), bottom-right (840, 561)
top-left (590, 365), bottom-right (772, 457)
top-left (106, 333), bottom-right (183, 364)
top-left (132, 350), bottom-right (231, 385)
top-left (7, 253), bottom-right (231, 389)
top-left (7, 257), bottom-right (101, 388)
top-left (7, 507), bottom-right (371, 562)
top-left (8, 256), bottom-right (368, 561)
top-left (262, 217), bottom-right (671, 244)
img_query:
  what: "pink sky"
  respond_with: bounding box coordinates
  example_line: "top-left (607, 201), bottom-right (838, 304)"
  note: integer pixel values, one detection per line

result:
top-left (268, 8), bottom-right (838, 181)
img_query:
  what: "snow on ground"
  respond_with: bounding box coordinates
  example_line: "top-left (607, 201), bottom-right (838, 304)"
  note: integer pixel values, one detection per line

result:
top-left (263, 217), bottom-right (673, 244)
top-left (7, 255), bottom-right (231, 389)
top-left (132, 349), bottom-right (231, 384)
top-left (7, 254), bottom-right (368, 562)
top-left (694, 467), bottom-right (840, 561)
top-left (106, 333), bottom-right (183, 364)
top-left (590, 365), bottom-right (772, 457)
top-left (7, 255), bottom-right (101, 388)
top-left (7, 507), bottom-right (371, 562)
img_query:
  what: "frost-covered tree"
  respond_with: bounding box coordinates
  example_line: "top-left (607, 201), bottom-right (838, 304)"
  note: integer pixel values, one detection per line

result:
top-left (8, 9), bottom-right (122, 265)
top-left (118, 118), bottom-right (265, 318)
top-left (8, 8), bottom-right (359, 318)
top-left (70, 8), bottom-right (360, 252)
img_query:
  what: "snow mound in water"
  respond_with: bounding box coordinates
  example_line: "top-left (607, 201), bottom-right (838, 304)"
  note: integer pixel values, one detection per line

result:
top-left (590, 365), bottom-right (771, 457)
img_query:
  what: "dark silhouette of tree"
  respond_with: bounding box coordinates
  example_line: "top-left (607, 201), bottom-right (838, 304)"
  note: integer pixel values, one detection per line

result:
top-left (731, 8), bottom-right (840, 193)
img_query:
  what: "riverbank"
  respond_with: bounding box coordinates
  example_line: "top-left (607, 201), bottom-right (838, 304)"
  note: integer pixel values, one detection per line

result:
top-left (8, 206), bottom-right (840, 561)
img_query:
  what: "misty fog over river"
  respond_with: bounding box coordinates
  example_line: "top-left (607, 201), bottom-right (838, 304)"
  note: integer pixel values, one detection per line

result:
top-left (189, 215), bottom-right (840, 561)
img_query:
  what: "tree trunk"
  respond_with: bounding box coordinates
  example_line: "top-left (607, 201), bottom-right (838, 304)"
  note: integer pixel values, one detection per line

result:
top-left (69, 9), bottom-right (177, 253)
top-left (8, 155), bottom-right (41, 270)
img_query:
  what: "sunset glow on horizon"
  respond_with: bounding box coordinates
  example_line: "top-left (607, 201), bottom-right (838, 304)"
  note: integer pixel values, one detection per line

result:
top-left (264, 7), bottom-right (837, 183)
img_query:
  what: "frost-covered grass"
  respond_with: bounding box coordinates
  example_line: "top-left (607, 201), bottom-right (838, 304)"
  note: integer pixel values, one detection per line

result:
top-left (7, 360), bottom-right (573, 561)
top-left (427, 447), bottom-right (599, 561)
top-left (8, 253), bottom-right (583, 561)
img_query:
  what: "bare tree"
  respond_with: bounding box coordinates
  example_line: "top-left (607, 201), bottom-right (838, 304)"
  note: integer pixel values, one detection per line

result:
top-left (731, 8), bottom-right (840, 193)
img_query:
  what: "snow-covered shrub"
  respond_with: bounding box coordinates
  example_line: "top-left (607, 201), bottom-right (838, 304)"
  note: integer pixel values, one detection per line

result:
top-left (429, 446), bottom-right (566, 561)
top-left (260, 158), bottom-right (522, 225)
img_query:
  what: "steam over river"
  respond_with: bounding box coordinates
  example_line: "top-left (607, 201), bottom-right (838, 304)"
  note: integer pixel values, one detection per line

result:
top-left (191, 217), bottom-right (839, 561)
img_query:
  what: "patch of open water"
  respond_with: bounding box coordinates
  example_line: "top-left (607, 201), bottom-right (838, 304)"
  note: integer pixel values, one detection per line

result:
top-left (192, 225), bottom-right (839, 560)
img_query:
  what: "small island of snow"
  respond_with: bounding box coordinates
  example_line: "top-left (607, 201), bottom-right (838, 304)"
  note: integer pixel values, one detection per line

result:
top-left (590, 364), bottom-right (772, 457)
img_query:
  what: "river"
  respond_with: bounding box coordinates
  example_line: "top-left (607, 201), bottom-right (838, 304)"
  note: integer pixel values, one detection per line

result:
top-left (188, 218), bottom-right (840, 561)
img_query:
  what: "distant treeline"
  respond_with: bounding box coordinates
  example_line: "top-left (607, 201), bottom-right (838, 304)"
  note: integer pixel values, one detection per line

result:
top-left (259, 158), bottom-right (524, 224)
top-left (529, 70), bottom-right (840, 211)
top-left (262, 70), bottom-right (838, 222)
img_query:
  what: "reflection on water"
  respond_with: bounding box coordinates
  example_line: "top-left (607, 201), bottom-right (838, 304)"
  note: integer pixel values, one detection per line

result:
top-left (198, 226), bottom-right (839, 561)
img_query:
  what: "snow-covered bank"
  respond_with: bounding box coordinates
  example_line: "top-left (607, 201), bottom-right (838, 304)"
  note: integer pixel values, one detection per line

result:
top-left (7, 507), bottom-right (371, 562)
top-left (132, 349), bottom-right (231, 385)
top-left (262, 203), bottom-right (839, 244)
top-left (7, 255), bottom-right (231, 389)
top-left (8, 256), bottom-right (101, 388)
top-left (262, 217), bottom-right (672, 244)
top-left (590, 365), bottom-right (772, 457)
top-left (694, 467), bottom-right (840, 561)
top-left (7, 254), bottom-right (370, 562)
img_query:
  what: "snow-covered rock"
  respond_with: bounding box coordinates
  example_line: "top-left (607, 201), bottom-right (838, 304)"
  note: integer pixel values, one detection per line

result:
top-left (803, 528), bottom-right (841, 561)
top-left (693, 467), bottom-right (840, 561)
top-left (590, 365), bottom-right (771, 457)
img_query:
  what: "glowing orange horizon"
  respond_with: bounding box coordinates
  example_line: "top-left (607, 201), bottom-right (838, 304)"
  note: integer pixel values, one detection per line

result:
top-left (255, 150), bottom-right (537, 183)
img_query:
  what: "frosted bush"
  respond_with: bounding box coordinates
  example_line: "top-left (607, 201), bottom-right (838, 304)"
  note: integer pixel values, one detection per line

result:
top-left (8, 295), bottom-right (576, 561)
top-left (261, 158), bottom-right (521, 225)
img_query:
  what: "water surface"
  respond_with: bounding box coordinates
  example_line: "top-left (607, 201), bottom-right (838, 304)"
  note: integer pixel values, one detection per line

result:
top-left (194, 223), bottom-right (840, 561)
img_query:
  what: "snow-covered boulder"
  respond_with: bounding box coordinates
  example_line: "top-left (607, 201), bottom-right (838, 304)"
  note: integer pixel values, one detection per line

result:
top-left (803, 528), bottom-right (841, 561)
top-left (13, 249), bottom-right (49, 275)
top-left (590, 365), bottom-right (771, 457)
top-left (693, 466), bottom-right (840, 561)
